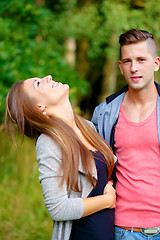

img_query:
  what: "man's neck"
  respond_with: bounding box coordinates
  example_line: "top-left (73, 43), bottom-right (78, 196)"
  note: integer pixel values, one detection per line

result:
top-left (127, 82), bottom-right (157, 106)
top-left (122, 83), bottom-right (158, 123)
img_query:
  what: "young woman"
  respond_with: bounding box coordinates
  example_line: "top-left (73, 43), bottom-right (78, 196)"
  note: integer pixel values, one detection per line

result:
top-left (5, 75), bottom-right (116, 240)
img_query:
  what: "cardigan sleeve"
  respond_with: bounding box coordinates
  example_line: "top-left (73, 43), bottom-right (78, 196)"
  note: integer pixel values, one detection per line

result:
top-left (36, 134), bottom-right (84, 221)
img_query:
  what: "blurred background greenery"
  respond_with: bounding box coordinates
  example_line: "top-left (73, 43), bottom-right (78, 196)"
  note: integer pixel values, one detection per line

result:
top-left (1, 0), bottom-right (160, 239)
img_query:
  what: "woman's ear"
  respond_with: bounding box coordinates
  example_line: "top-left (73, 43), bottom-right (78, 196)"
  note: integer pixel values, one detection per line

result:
top-left (37, 105), bottom-right (46, 113)
top-left (38, 105), bottom-right (49, 117)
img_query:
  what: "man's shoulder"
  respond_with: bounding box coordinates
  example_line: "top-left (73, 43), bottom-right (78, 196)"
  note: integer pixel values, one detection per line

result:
top-left (155, 81), bottom-right (160, 95)
top-left (93, 85), bottom-right (127, 116)
top-left (106, 85), bottom-right (128, 104)
top-left (97, 85), bottom-right (128, 108)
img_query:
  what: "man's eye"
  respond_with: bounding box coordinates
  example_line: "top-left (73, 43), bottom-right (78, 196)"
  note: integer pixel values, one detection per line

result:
top-left (37, 81), bottom-right (40, 87)
top-left (139, 58), bottom-right (145, 62)
top-left (123, 60), bottom-right (130, 64)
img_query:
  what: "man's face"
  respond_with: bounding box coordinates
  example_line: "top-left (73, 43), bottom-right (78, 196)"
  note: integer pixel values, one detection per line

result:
top-left (119, 41), bottom-right (160, 91)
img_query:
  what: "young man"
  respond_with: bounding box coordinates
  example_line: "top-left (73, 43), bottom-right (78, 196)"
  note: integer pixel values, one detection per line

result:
top-left (92, 29), bottom-right (160, 239)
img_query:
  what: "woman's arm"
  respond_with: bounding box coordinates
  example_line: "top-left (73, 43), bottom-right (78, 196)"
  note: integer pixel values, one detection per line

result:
top-left (36, 134), bottom-right (116, 221)
top-left (36, 134), bottom-right (84, 221)
top-left (82, 181), bottom-right (116, 217)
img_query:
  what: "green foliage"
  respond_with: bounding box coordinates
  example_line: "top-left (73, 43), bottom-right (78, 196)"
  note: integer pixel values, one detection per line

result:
top-left (0, 0), bottom-right (88, 122)
top-left (1, 0), bottom-right (160, 122)
top-left (0, 131), bottom-right (52, 240)
top-left (1, 2), bottom-right (160, 239)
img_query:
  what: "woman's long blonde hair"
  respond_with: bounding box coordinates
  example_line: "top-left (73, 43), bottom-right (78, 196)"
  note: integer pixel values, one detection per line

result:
top-left (5, 81), bottom-right (115, 192)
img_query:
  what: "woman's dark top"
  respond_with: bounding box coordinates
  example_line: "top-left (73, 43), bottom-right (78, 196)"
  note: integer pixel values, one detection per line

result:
top-left (69, 151), bottom-right (115, 240)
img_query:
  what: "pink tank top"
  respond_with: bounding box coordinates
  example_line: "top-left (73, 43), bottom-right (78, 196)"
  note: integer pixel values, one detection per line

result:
top-left (114, 104), bottom-right (160, 228)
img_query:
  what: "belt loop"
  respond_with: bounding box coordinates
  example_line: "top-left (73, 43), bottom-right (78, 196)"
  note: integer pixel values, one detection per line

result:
top-left (131, 227), bottom-right (133, 233)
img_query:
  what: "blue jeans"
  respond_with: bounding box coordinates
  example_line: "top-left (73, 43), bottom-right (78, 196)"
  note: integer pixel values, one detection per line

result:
top-left (115, 226), bottom-right (160, 240)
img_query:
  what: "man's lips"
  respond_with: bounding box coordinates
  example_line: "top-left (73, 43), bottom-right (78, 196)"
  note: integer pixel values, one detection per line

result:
top-left (131, 76), bottom-right (142, 82)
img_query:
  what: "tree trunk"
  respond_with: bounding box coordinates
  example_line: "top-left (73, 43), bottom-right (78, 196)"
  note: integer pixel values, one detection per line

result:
top-left (64, 38), bottom-right (76, 67)
top-left (99, 58), bottom-right (117, 103)
top-left (76, 38), bottom-right (89, 78)
top-left (34, 0), bottom-right (44, 6)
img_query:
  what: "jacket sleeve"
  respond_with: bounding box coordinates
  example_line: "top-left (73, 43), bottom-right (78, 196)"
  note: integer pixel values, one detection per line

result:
top-left (91, 106), bottom-right (99, 132)
top-left (36, 134), bottom-right (84, 221)
top-left (85, 119), bottom-right (97, 132)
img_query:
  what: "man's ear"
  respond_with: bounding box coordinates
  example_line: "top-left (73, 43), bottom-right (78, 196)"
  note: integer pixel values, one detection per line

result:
top-left (154, 56), bottom-right (160, 72)
top-left (118, 60), bottom-right (124, 75)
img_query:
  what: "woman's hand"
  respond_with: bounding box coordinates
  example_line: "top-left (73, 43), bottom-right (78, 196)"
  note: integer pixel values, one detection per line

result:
top-left (82, 181), bottom-right (116, 217)
top-left (103, 181), bottom-right (116, 209)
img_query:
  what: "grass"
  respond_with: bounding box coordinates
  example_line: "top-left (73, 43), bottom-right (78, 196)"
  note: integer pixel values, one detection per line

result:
top-left (0, 129), bottom-right (53, 240)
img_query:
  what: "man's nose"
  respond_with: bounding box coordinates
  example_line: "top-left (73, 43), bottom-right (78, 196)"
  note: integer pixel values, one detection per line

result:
top-left (131, 61), bottom-right (138, 72)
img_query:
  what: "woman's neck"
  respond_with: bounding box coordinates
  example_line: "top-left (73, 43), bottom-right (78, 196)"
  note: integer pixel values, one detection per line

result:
top-left (49, 99), bottom-right (77, 128)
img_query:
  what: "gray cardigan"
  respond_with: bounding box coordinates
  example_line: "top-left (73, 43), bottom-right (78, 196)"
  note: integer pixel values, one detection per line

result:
top-left (36, 123), bottom-right (98, 240)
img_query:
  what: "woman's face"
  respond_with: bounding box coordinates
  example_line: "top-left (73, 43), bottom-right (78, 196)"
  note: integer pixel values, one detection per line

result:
top-left (23, 75), bottom-right (69, 113)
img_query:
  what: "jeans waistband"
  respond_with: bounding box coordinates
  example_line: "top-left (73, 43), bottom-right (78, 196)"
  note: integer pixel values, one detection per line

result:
top-left (116, 225), bottom-right (160, 236)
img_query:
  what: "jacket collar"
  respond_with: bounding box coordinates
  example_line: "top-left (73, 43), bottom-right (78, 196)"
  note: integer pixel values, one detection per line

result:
top-left (155, 81), bottom-right (160, 96)
top-left (106, 81), bottom-right (160, 104)
top-left (106, 85), bottom-right (128, 104)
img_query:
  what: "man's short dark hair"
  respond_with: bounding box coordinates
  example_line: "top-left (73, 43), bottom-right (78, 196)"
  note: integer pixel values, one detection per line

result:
top-left (119, 29), bottom-right (157, 58)
top-left (119, 29), bottom-right (153, 46)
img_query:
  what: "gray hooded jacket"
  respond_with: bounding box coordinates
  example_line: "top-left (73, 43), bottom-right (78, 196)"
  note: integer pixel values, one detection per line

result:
top-left (92, 82), bottom-right (160, 149)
